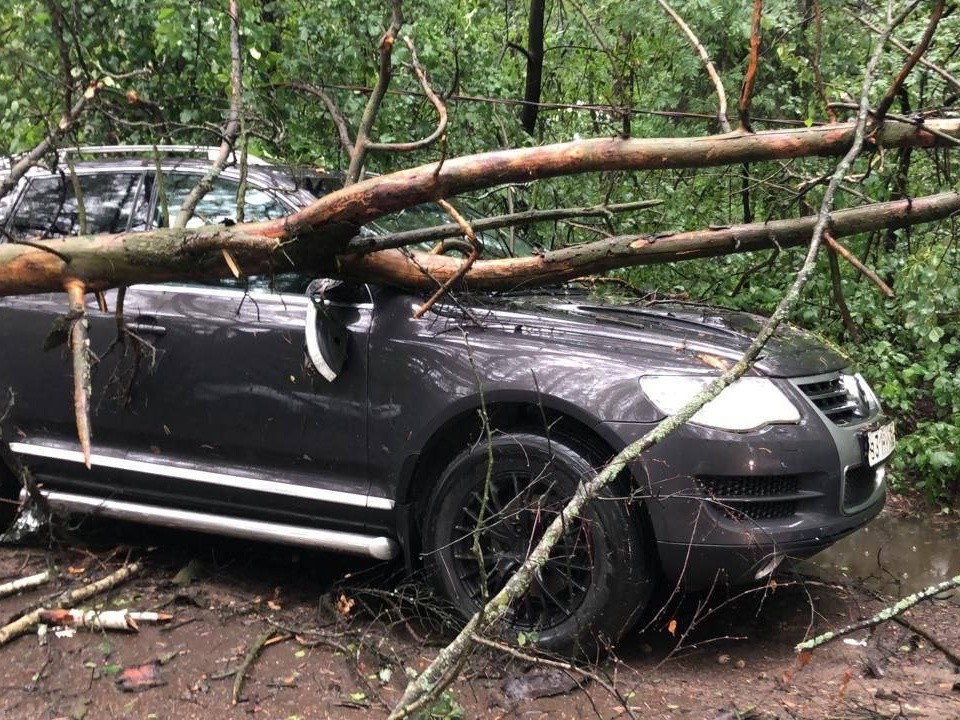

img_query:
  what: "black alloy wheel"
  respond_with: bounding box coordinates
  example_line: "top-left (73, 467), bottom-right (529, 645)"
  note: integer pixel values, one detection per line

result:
top-left (422, 432), bottom-right (652, 655)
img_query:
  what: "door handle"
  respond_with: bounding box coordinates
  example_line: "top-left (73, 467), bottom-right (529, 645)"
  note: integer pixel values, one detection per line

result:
top-left (128, 316), bottom-right (167, 337)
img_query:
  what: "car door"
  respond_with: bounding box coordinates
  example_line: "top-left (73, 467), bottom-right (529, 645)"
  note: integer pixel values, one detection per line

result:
top-left (0, 168), bottom-right (150, 450)
top-left (3, 170), bottom-right (376, 533)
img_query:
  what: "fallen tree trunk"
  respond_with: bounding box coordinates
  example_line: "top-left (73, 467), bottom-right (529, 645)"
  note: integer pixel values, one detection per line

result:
top-left (338, 190), bottom-right (960, 289)
top-left (277, 116), bottom-right (960, 234)
top-left (3, 189), bottom-right (957, 295)
top-left (0, 117), bottom-right (958, 297)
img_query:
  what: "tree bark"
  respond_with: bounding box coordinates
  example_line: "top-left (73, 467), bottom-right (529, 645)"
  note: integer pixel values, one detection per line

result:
top-left (520, 0), bottom-right (546, 135)
top-left (1, 118), bottom-right (958, 296)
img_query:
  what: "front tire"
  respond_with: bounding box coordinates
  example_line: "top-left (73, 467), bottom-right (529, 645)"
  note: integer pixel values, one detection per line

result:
top-left (421, 432), bottom-right (652, 655)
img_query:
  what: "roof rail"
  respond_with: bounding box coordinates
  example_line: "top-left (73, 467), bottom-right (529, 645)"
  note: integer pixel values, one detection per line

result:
top-left (59, 145), bottom-right (271, 166)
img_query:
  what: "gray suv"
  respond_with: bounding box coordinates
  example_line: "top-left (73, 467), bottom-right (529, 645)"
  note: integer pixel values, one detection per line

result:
top-left (0, 147), bottom-right (894, 652)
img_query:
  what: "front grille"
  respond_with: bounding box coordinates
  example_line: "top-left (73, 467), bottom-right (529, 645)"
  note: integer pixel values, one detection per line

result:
top-left (732, 500), bottom-right (798, 520)
top-left (844, 465), bottom-right (878, 509)
top-left (795, 374), bottom-right (861, 425)
top-left (699, 475), bottom-right (799, 498)
top-left (697, 475), bottom-right (801, 522)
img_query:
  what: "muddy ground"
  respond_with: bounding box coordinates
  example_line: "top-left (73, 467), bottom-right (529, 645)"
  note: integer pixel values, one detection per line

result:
top-left (0, 514), bottom-right (957, 720)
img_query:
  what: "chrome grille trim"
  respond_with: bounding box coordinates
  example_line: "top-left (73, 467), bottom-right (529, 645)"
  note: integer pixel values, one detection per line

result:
top-left (792, 372), bottom-right (865, 426)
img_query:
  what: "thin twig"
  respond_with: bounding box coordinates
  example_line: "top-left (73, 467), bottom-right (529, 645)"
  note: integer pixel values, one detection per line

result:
top-left (3, 239), bottom-right (71, 263)
top-left (808, 0), bottom-right (837, 123)
top-left (738, 0), bottom-right (763, 132)
top-left (345, 200), bottom-right (662, 254)
top-left (470, 634), bottom-right (639, 720)
top-left (232, 629), bottom-right (283, 704)
top-left (851, 7), bottom-right (960, 92)
top-left (796, 574), bottom-right (960, 652)
top-left (893, 615), bottom-right (960, 667)
top-left (824, 231), bottom-right (894, 297)
top-left (413, 199), bottom-right (480, 318)
top-left (874, 0), bottom-right (945, 123)
top-left (657, 0), bottom-right (730, 132)
top-left (279, 82), bottom-right (354, 154)
top-left (367, 36), bottom-right (447, 152)
top-left (826, 243), bottom-right (861, 341)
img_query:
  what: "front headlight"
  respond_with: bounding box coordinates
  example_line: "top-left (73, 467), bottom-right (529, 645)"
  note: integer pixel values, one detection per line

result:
top-left (638, 375), bottom-right (801, 432)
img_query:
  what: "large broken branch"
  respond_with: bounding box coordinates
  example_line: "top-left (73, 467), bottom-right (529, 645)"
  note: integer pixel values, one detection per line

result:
top-left (339, 190), bottom-right (960, 288)
top-left (1, 117), bottom-right (959, 297)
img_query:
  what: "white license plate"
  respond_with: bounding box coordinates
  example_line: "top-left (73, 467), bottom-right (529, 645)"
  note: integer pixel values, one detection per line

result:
top-left (866, 422), bottom-right (896, 466)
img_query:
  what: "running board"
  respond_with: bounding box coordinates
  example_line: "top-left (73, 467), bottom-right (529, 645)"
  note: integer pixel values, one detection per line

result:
top-left (35, 490), bottom-right (399, 560)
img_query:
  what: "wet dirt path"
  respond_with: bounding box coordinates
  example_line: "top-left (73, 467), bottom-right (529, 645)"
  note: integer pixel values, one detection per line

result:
top-left (0, 511), bottom-right (956, 719)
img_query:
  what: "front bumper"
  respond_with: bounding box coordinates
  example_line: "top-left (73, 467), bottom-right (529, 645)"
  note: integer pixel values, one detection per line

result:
top-left (655, 490), bottom-right (884, 587)
top-left (602, 382), bottom-right (889, 590)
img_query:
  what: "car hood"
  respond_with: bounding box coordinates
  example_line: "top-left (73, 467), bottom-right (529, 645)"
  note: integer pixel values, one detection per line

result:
top-left (450, 293), bottom-right (849, 378)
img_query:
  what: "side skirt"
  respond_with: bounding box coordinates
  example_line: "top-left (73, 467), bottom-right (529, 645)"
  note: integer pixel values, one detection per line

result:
top-left (31, 489), bottom-right (399, 560)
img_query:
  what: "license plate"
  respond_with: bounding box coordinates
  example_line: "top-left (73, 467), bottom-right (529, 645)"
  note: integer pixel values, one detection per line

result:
top-left (865, 422), bottom-right (896, 466)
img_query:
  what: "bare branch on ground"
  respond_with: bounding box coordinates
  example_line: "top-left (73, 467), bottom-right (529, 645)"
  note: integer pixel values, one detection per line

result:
top-left (0, 560), bottom-right (142, 645)
top-left (795, 574), bottom-right (960, 653)
top-left (0, 570), bottom-right (54, 599)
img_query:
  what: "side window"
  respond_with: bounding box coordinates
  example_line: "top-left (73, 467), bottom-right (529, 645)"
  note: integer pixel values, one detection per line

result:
top-left (0, 188), bottom-right (17, 233)
top-left (154, 174), bottom-right (288, 228)
top-left (6, 173), bottom-right (144, 239)
top-left (152, 174), bottom-right (308, 293)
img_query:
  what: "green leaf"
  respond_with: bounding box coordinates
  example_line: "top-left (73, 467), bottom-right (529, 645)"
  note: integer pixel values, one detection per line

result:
top-left (928, 450), bottom-right (955, 469)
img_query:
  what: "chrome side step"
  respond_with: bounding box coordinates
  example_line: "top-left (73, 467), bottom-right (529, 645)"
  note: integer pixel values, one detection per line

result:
top-left (35, 490), bottom-right (399, 560)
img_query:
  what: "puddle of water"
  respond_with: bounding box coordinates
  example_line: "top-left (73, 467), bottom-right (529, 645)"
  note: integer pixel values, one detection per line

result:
top-left (810, 510), bottom-right (960, 599)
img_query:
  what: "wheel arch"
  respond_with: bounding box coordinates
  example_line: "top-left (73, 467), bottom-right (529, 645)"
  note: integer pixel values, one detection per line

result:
top-left (395, 391), bottom-right (656, 563)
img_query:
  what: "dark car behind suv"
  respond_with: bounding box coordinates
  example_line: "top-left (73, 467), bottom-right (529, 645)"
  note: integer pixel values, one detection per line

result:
top-left (0, 147), bottom-right (894, 652)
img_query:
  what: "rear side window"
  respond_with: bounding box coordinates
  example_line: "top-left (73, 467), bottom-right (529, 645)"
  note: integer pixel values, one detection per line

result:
top-left (154, 174), bottom-right (288, 227)
top-left (151, 174), bottom-right (307, 293)
top-left (5, 173), bottom-right (144, 239)
top-left (0, 187), bottom-right (16, 230)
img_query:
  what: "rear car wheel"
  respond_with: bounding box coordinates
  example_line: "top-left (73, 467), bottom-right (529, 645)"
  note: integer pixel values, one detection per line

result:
top-left (421, 432), bottom-right (652, 654)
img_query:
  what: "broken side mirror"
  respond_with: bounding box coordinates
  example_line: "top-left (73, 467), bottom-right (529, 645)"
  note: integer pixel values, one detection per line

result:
top-left (305, 278), bottom-right (349, 382)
